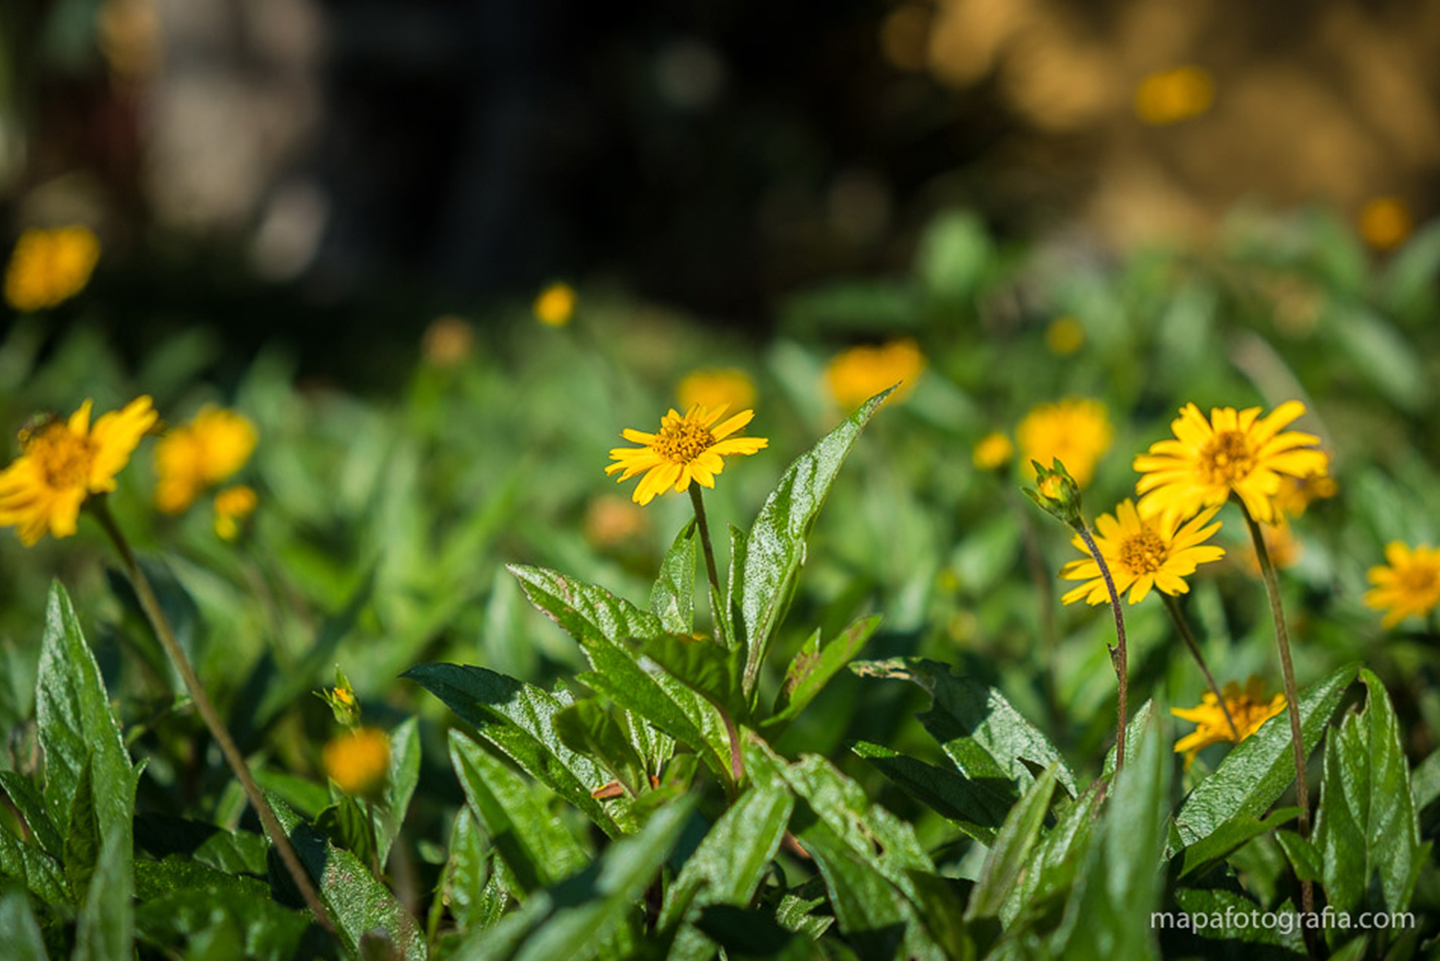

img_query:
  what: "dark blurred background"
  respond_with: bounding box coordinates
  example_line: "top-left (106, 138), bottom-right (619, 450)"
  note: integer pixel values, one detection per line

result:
top-left (2, 0), bottom-right (1438, 376)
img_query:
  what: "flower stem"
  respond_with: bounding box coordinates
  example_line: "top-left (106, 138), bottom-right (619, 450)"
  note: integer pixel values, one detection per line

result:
top-left (688, 485), bottom-right (725, 642)
top-left (1160, 593), bottom-right (1240, 741)
top-left (1239, 503), bottom-right (1314, 917)
top-left (93, 499), bottom-right (335, 936)
top-left (1075, 524), bottom-right (1128, 774)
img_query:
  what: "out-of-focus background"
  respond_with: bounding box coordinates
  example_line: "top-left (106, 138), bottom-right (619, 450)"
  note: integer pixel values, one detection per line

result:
top-left (2, 0), bottom-right (1437, 379)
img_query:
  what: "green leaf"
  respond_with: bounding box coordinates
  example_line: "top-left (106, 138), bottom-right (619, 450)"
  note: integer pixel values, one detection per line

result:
top-left (555, 700), bottom-right (648, 797)
top-left (967, 767), bottom-right (1056, 920)
top-left (638, 633), bottom-right (747, 723)
top-left (1275, 829), bottom-right (1322, 883)
top-left (1003, 784), bottom-right (1102, 925)
top-left (1052, 712), bottom-right (1170, 961)
top-left (659, 775), bottom-right (794, 933)
top-left (0, 890), bottom-right (48, 961)
top-left (133, 859), bottom-right (312, 961)
top-left (449, 730), bottom-right (589, 897)
top-left (73, 827), bottom-right (133, 961)
top-left (377, 717), bottom-right (422, 865)
top-left (767, 615), bottom-right (881, 732)
top-left (1175, 807), bottom-right (1300, 880)
top-left (0, 771), bottom-right (63, 861)
top-left (850, 740), bottom-right (1006, 844)
top-left (35, 583), bottom-right (139, 866)
top-left (64, 757), bottom-right (101, 903)
top-left (268, 793), bottom-right (427, 960)
top-left (1314, 669), bottom-right (1426, 918)
top-left (316, 795), bottom-right (378, 872)
top-left (507, 565), bottom-right (733, 787)
top-left (0, 823), bottom-right (67, 904)
top-left (444, 807), bottom-right (502, 933)
top-left (739, 388), bottom-right (891, 692)
top-left (1173, 662), bottom-right (1357, 847)
top-left (404, 662), bottom-right (628, 837)
top-left (852, 656), bottom-right (1077, 798)
top-left (650, 520), bottom-right (697, 635)
top-left (449, 798), bottom-right (694, 961)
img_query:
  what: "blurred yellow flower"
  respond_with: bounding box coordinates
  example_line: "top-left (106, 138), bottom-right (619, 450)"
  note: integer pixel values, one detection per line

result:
top-left (824, 339), bottom-right (925, 410)
top-left (1172, 677), bottom-right (1286, 768)
top-left (154, 407), bottom-right (257, 514)
top-left (421, 314), bottom-right (476, 367)
top-left (1134, 66), bottom-right (1214, 126)
top-left (4, 226), bottom-right (101, 312)
top-left (534, 282), bottom-right (576, 327)
top-left (1365, 542), bottom-right (1440, 629)
top-left (583, 494), bottom-right (649, 547)
top-left (0, 397), bottom-right (156, 545)
top-left (1017, 398), bottom-right (1112, 488)
top-left (1272, 471), bottom-right (1336, 519)
top-left (1358, 197), bottom-right (1412, 252)
top-left (606, 404), bottom-right (767, 506)
top-left (972, 432), bottom-right (1013, 470)
top-left (677, 368), bottom-right (756, 414)
top-left (213, 484), bottom-right (257, 541)
top-left (1061, 500), bottom-right (1225, 605)
top-left (323, 727), bottom-right (391, 796)
top-left (1044, 316), bottom-right (1085, 355)
top-left (1134, 401), bottom-right (1328, 526)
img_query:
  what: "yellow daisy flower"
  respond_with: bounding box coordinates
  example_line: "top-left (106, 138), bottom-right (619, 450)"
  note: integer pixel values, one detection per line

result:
top-left (972, 431), bottom-right (1014, 470)
top-left (213, 484), bottom-right (257, 541)
top-left (824, 339), bottom-right (925, 410)
top-left (533, 282), bottom-right (576, 327)
top-left (676, 368), bottom-right (756, 415)
top-left (1171, 676), bottom-right (1286, 768)
top-left (1060, 499), bottom-right (1225, 605)
top-left (322, 727), bottom-right (391, 796)
top-left (1017, 398), bottom-right (1112, 488)
top-left (1272, 470), bottom-right (1337, 520)
top-left (4, 225), bottom-right (101, 312)
top-left (1365, 542), bottom-right (1440, 629)
top-left (1133, 401), bottom-right (1329, 526)
top-left (0, 397), bottom-right (156, 545)
top-left (154, 406), bottom-right (258, 514)
top-left (606, 404), bottom-right (768, 506)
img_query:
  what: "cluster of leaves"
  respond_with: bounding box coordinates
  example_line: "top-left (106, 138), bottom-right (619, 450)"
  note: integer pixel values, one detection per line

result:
top-left (2, 205), bottom-right (1440, 958)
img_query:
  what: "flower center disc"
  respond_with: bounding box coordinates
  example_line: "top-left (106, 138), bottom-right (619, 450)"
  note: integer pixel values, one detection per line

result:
top-left (29, 425), bottom-right (94, 488)
top-left (1119, 528), bottom-right (1168, 574)
top-left (655, 420), bottom-right (715, 465)
top-left (1399, 566), bottom-right (1439, 594)
top-left (1199, 430), bottom-right (1255, 485)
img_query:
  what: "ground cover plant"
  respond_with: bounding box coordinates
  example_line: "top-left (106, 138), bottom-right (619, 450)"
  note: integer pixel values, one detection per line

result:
top-left (0, 207), bottom-right (1439, 959)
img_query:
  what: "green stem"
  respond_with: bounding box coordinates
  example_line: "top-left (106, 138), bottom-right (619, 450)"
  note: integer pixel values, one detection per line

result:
top-left (1239, 503), bottom-right (1315, 918)
top-left (1160, 593), bottom-right (1240, 741)
top-left (688, 485), bottom-right (725, 642)
top-left (1075, 524), bottom-right (1128, 775)
top-left (93, 499), bottom-right (335, 936)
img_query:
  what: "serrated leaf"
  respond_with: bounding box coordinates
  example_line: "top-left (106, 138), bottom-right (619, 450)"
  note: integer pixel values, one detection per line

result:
top-left (0, 771), bottom-right (63, 861)
top-left (0, 823), bottom-right (67, 904)
top-left (1175, 807), bottom-right (1299, 880)
top-left (449, 730), bottom-right (589, 897)
top-left (268, 793), bottom-right (426, 960)
top-left (35, 583), bottom-right (139, 868)
top-left (850, 740), bottom-right (1007, 844)
top-left (449, 798), bottom-right (693, 961)
top-left (767, 615), bottom-right (881, 732)
top-left (316, 795), bottom-right (378, 873)
top-left (555, 701), bottom-right (648, 797)
top-left (74, 827), bottom-right (133, 961)
top-left (404, 663), bottom-right (627, 837)
top-left (0, 889), bottom-right (48, 961)
top-left (64, 757), bottom-right (101, 903)
top-left (853, 656), bottom-right (1077, 799)
top-left (133, 859), bottom-right (312, 961)
top-left (1174, 662), bottom-right (1357, 847)
top-left (1002, 784), bottom-right (1101, 926)
top-left (651, 520), bottom-right (697, 635)
top-left (739, 388), bottom-right (891, 692)
top-left (967, 767), bottom-right (1056, 920)
top-left (444, 807), bottom-right (498, 932)
top-left (639, 633), bottom-right (747, 724)
top-left (377, 717), bottom-right (421, 865)
top-left (1314, 669), bottom-right (1425, 919)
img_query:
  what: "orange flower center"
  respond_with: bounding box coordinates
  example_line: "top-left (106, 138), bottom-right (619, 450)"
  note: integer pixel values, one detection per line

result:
top-left (1398, 564), bottom-right (1438, 595)
top-left (654, 419), bottom-right (715, 464)
top-left (1118, 528), bottom-right (1167, 574)
top-left (27, 424), bottom-right (95, 489)
top-left (1199, 430), bottom-right (1255, 485)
